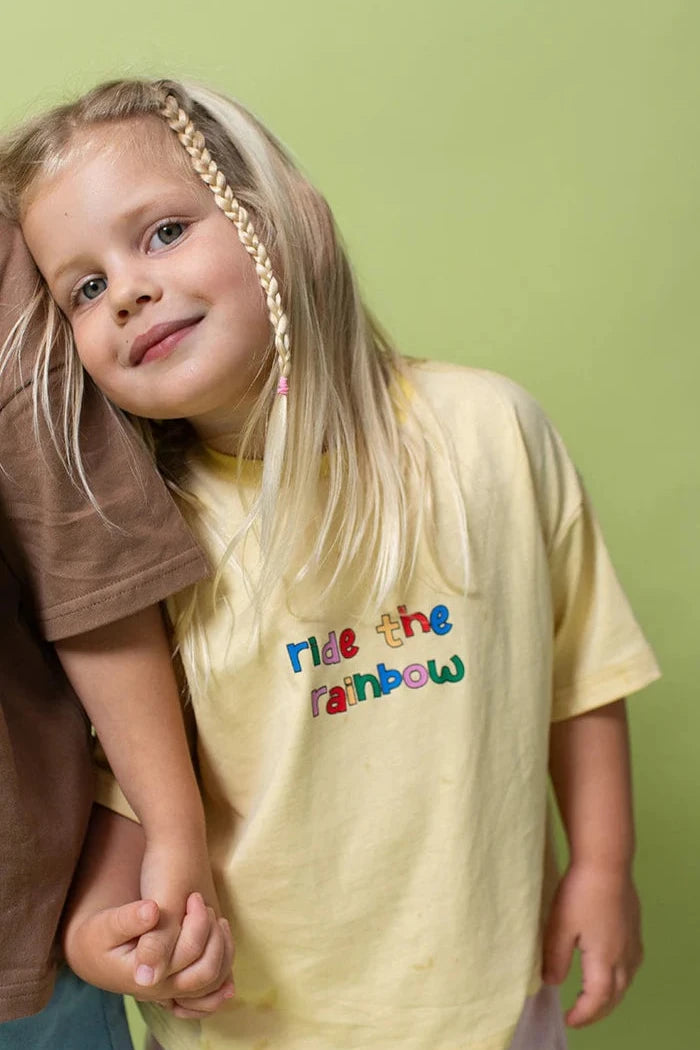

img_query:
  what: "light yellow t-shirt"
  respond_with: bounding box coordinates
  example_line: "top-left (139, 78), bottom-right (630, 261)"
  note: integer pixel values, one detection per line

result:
top-left (98, 363), bottom-right (660, 1050)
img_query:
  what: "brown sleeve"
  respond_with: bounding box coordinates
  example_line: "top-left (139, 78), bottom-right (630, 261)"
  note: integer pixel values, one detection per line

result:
top-left (0, 220), bottom-right (208, 640)
top-left (0, 540), bottom-right (94, 1018)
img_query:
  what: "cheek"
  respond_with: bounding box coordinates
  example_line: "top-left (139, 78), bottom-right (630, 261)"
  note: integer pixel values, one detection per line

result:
top-left (70, 322), bottom-right (95, 373)
top-left (211, 261), bottom-right (272, 347)
top-left (71, 314), bottom-right (116, 381)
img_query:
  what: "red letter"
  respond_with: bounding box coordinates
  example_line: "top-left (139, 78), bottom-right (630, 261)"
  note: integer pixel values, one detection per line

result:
top-left (326, 686), bottom-right (348, 714)
top-left (339, 628), bottom-right (359, 660)
top-left (397, 605), bottom-right (430, 638)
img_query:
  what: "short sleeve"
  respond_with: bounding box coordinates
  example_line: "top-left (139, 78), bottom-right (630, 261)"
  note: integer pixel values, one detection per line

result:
top-left (0, 220), bottom-right (209, 639)
top-left (0, 371), bottom-right (209, 639)
top-left (550, 487), bottom-right (661, 721)
top-left (484, 369), bottom-right (662, 719)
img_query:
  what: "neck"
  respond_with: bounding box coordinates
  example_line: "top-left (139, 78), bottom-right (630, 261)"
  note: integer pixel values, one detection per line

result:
top-left (195, 421), bottom-right (266, 459)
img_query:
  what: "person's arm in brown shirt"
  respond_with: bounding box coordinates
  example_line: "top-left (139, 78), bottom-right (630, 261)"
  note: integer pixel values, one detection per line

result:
top-left (55, 605), bottom-right (220, 987)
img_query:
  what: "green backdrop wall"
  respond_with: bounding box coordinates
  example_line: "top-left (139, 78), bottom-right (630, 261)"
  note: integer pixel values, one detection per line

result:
top-left (1, 1), bottom-right (695, 1047)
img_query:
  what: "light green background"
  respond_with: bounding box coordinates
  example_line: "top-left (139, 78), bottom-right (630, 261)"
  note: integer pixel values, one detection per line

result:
top-left (2, 1), bottom-right (696, 1047)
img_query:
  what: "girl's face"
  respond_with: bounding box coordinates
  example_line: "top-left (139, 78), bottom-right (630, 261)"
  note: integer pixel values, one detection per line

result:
top-left (21, 122), bottom-right (272, 443)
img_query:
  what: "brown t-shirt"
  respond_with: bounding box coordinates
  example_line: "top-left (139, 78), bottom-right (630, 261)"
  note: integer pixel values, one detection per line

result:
top-left (0, 221), bottom-right (208, 1020)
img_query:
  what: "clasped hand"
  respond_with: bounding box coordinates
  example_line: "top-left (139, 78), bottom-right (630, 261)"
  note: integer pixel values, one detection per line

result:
top-left (65, 891), bottom-right (234, 1020)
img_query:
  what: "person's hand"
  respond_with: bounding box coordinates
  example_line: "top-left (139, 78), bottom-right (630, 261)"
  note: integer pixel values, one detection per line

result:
top-left (542, 862), bottom-right (643, 1027)
top-left (64, 890), bottom-right (234, 1015)
top-left (134, 831), bottom-right (221, 988)
top-left (136, 891), bottom-right (236, 1020)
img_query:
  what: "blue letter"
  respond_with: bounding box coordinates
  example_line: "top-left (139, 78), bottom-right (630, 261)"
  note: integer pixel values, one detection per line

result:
top-left (429, 604), bottom-right (452, 636)
top-left (287, 640), bottom-right (309, 673)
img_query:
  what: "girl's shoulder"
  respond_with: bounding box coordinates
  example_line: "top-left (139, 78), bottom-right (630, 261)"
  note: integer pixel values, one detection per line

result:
top-left (403, 357), bottom-right (554, 443)
top-left (403, 358), bottom-right (583, 537)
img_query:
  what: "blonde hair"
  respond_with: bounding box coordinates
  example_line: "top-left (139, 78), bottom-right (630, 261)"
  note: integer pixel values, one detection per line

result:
top-left (0, 77), bottom-right (460, 636)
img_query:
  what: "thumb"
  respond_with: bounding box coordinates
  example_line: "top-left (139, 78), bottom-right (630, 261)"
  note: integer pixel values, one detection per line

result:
top-left (101, 899), bottom-right (160, 950)
top-left (565, 951), bottom-right (615, 1027)
top-left (134, 920), bottom-right (182, 988)
top-left (542, 909), bottom-right (577, 986)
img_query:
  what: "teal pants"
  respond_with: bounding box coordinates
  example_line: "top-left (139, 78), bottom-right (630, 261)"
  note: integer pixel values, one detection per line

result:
top-left (0, 967), bottom-right (133, 1050)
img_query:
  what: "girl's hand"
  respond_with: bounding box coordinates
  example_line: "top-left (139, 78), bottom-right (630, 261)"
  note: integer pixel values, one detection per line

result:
top-left (65, 891), bottom-right (234, 1013)
top-left (541, 862), bottom-right (643, 1027)
top-left (136, 891), bottom-right (236, 1019)
top-left (134, 831), bottom-right (221, 988)
top-left (62, 807), bottom-right (232, 1014)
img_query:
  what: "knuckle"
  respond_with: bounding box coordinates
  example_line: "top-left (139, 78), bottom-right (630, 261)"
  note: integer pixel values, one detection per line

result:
top-left (137, 934), bottom-right (167, 966)
top-left (178, 920), bottom-right (209, 957)
top-left (113, 904), bottom-right (136, 940)
top-left (172, 970), bottom-right (214, 997)
top-left (590, 974), bottom-right (614, 1000)
top-left (177, 996), bottom-right (215, 1015)
top-left (172, 1006), bottom-right (200, 1020)
top-left (176, 934), bottom-right (201, 961)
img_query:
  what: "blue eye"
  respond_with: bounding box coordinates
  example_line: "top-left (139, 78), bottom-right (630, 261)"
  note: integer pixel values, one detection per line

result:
top-left (80, 277), bottom-right (107, 301)
top-left (152, 222), bottom-right (185, 248)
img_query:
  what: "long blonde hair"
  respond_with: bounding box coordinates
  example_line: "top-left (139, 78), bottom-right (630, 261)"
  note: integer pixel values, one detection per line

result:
top-left (0, 77), bottom-right (456, 627)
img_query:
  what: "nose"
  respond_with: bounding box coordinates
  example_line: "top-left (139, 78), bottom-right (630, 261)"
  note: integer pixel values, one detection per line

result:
top-left (109, 268), bottom-right (162, 321)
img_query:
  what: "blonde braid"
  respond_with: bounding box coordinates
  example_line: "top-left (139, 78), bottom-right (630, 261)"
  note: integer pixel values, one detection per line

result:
top-left (157, 89), bottom-right (290, 559)
top-left (158, 92), bottom-right (291, 388)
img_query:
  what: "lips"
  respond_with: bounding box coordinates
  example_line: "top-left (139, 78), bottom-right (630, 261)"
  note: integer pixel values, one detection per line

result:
top-left (129, 316), bottom-right (204, 366)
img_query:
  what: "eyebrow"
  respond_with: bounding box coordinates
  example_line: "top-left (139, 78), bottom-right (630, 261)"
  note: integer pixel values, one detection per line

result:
top-left (53, 254), bottom-right (97, 288)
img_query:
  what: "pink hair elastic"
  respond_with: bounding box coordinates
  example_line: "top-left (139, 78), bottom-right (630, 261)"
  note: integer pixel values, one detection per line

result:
top-left (277, 376), bottom-right (289, 396)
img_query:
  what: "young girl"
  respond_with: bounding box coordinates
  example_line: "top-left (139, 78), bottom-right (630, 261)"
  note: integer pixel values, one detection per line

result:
top-left (0, 77), bottom-right (660, 1050)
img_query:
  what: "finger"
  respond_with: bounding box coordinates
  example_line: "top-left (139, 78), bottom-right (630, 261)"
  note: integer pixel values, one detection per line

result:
top-left (170, 979), bottom-right (235, 1019)
top-left (220, 918), bottom-right (235, 974)
top-left (566, 958), bottom-right (615, 1027)
top-left (613, 964), bottom-right (629, 1006)
top-left (629, 940), bottom-right (644, 979)
top-left (101, 900), bottom-right (159, 952)
top-left (167, 893), bottom-right (211, 974)
top-left (169, 913), bottom-right (228, 998)
top-left (541, 920), bottom-right (577, 985)
top-left (134, 924), bottom-right (181, 987)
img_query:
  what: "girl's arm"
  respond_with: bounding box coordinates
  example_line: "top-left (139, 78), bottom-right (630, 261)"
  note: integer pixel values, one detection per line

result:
top-left (54, 603), bottom-right (216, 986)
top-left (63, 805), bottom-right (234, 1018)
top-left (543, 698), bottom-right (643, 1027)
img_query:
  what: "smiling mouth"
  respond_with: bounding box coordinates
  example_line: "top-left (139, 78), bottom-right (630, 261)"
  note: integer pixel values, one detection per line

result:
top-left (130, 316), bottom-right (204, 366)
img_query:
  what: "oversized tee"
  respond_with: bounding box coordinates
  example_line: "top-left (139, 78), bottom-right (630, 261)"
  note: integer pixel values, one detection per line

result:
top-left (98, 361), bottom-right (660, 1050)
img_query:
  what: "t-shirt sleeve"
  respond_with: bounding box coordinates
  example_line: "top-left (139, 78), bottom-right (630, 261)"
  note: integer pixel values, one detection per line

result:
top-left (488, 370), bottom-right (661, 721)
top-left (548, 473), bottom-right (661, 721)
top-left (0, 370), bottom-right (209, 640)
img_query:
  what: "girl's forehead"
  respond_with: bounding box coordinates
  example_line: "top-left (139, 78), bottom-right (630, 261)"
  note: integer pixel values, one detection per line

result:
top-left (77, 117), bottom-right (192, 178)
top-left (23, 116), bottom-right (196, 214)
